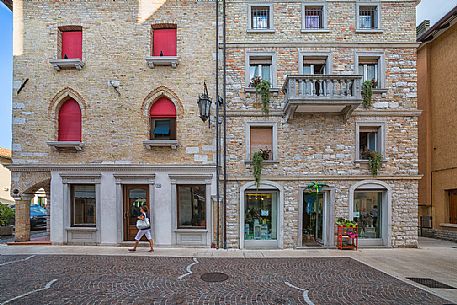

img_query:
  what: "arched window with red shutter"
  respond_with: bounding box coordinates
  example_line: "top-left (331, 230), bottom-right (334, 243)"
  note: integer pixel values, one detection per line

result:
top-left (58, 98), bottom-right (82, 141)
top-left (149, 97), bottom-right (176, 140)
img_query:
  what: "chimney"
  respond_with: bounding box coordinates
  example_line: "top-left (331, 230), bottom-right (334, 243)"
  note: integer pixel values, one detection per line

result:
top-left (417, 20), bottom-right (430, 39)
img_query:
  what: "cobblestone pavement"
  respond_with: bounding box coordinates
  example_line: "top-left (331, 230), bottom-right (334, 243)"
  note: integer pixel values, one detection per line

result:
top-left (0, 255), bottom-right (451, 305)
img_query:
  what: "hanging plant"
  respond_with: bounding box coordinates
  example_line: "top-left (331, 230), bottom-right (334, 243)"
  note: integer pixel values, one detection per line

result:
top-left (362, 80), bottom-right (373, 108)
top-left (367, 150), bottom-right (383, 176)
top-left (255, 80), bottom-right (271, 115)
top-left (306, 182), bottom-right (329, 195)
top-left (252, 151), bottom-right (264, 189)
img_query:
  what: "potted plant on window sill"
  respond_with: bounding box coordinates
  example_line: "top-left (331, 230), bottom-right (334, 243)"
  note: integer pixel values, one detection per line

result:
top-left (250, 76), bottom-right (271, 115)
top-left (0, 204), bottom-right (15, 236)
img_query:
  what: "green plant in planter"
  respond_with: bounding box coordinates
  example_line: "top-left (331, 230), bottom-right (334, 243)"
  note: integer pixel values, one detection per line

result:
top-left (255, 80), bottom-right (271, 115)
top-left (0, 204), bottom-right (15, 226)
top-left (306, 182), bottom-right (329, 195)
top-left (362, 80), bottom-right (373, 108)
top-left (367, 150), bottom-right (383, 176)
top-left (335, 217), bottom-right (357, 227)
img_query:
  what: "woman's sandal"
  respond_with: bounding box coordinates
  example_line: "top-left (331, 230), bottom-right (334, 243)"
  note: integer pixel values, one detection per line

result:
top-left (148, 249), bottom-right (154, 252)
top-left (128, 249), bottom-right (136, 252)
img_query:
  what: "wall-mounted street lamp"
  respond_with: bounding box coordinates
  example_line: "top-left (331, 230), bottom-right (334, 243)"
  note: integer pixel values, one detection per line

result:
top-left (197, 82), bottom-right (212, 127)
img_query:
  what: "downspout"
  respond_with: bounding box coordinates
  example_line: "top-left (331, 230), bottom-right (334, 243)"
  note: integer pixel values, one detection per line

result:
top-left (222, 0), bottom-right (227, 249)
top-left (215, 0), bottom-right (220, 249)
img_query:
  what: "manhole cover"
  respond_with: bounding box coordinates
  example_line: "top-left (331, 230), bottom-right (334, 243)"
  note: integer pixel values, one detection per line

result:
top-left (200, 272), bottom-right (229, 282)
top-left (406, 278), bottom-right (456, 289)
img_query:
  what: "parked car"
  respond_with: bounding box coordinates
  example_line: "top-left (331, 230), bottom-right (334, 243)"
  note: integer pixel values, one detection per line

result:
top-left (30, 204), bottom-right (47, 230)
top-left (8, 204), bottom-right (48, 230)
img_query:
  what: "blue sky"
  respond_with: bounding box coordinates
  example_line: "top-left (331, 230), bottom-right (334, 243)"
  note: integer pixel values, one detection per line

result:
top-left (0, 1), bottom-right (456, 149)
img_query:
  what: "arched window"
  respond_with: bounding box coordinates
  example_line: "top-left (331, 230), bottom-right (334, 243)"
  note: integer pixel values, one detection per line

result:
top-left (58, 98), bottom-right (82, 141)
top-left (149, 97), bottom-right (176, 140)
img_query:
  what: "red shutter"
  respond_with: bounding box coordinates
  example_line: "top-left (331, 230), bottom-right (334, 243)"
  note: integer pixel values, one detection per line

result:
top-left (150, 97), bottom-right (176, 118)
top-left (61, 31), bottom-right (82, 59)
top-left (153, 29), bottom-right (177, 56)
top-left (58, 99), bottom-right (82, 141)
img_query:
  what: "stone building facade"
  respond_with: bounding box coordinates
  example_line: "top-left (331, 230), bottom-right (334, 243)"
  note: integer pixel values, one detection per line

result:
top-left (10, 0), bottom-right (219, 246)
top-left (10, 0), bottom-right (420, 248)
top-left (224, 0), bottom-right (420, 248)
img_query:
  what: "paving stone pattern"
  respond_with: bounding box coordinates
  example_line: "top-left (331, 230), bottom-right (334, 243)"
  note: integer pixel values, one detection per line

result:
top-left (0, 255), bottom-right (449, 305)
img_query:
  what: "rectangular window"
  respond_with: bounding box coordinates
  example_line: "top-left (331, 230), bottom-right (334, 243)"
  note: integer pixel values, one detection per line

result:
top-left (303, 57), bottom-right (327, 75)
top-left (153, 28), bottom-right (177, 56)
top-left (249, 56), bottom-right (272, 86)
top-left (61, 30), bottom-right (82, 59)
top-left (177, 185), bottom-right (206, 229)
top-left (353, 191), bottom-right (383, 238)
top-left (71, 184), bottom-right (96, 227)
top-left (304, 6), bottom-right (324, 29)
top-left (449, 190), bottom-right (457, 224)
top-left (358, 126), bottom-right (381, 160)
top-left (359, 6), bottom-right (378, 29)
top-left (250, 126), bottom-right (273, 160)
top-left (251, 6), bottom-right (271, 30)
top-left (358, 57), bottom-right (380, 88)
top-left (150, 118), bottom-right (176, 140)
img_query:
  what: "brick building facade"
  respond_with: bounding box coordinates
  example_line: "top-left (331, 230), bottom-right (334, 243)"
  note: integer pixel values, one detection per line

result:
top-left (10, 0), bottom-right (420, 248)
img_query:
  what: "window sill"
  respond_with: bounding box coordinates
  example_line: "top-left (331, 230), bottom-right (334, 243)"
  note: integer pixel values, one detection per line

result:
top-left (301, 29), bottom-right (330, 33)
top-left (247, 29), bottom-right (276, 33)
top-left (175, 228), bottom-right (208, 233)
top-left (47, 141), bottom-right (84, 151)
top-left (145, 56), bottom-right (178, 68)
top-left (354, 159), bottom-right (387, 163)
top-left (143, 140), bottom-right (178, 149)
top-left (372, 88), bottom-right (388, 94)
top-left (66, 227), bottom-right (97, 232)
top-left (439, 223), bottom-right (457, 229)
top-left (49, 58), bottom-right (84, 71)
top-left (244, 87), bottom-right (280, 94)
top-left (245, 160), bottom-right (279, 165)
top-left (355, 29), bottom-right (384, 34)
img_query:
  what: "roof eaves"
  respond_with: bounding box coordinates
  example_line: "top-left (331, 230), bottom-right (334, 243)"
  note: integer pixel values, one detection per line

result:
top-left (418, 5), bottom-right (457, 43)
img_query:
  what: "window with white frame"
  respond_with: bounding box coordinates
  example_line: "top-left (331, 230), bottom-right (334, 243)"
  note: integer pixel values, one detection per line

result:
top-left (358, 56), bottom-right (380, 88)
top-left (304, 6), bottom-right (324, 29)
top-left (249, 56), bottom-right (272, 87)
top-left (249, 5), bottom-right (273, 30)
top-left (358, 5), bottom-right (379, 30)
top-left (303, 56), bottom-right (327, 75)
top-left (357, 125), bottom-right (383, 160)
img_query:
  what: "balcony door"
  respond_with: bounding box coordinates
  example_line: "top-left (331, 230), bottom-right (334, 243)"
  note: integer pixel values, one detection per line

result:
top-left (302, 56), bottom-right (328, 96)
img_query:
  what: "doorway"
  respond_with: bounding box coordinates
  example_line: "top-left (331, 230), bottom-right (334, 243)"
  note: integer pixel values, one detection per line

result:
top-left (123, 185), bottom-right (150, 241)
top-left (302, 192), bottom-right (325, 246)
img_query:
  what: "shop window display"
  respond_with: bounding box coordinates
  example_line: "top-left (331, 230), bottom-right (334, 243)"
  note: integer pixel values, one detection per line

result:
top-left (353, 191), bottom-right (382, 238)
top-left (244, 192), bottom-right (278, 241)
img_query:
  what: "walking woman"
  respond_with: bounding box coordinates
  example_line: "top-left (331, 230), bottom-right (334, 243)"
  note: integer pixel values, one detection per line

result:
top-left (129, 205), bottom-right (154, 252)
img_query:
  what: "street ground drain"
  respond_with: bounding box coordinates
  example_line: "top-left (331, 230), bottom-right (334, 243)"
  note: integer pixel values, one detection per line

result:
top-left (200, 272), bottom-right (229, 282)
top-left (407, 278), bottom-right (456, 289)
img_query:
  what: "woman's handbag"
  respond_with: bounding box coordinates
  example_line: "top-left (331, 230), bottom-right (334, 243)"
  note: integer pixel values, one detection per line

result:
top-left (136, 216), bottom-right (150, 230)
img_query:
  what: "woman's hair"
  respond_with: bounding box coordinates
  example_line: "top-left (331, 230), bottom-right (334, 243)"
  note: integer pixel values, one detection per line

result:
top-left (141, 205), bottom-right (148, 213)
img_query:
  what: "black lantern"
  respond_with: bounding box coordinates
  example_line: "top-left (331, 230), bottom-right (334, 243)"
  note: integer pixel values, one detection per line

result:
top-left (197, 82), bottom-right (212, 123)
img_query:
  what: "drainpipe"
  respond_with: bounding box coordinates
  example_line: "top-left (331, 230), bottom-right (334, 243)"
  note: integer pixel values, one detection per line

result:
top-left (215, 0), bottom-right (220, 249)
top-left (222, 0), bottom-right (227, 249)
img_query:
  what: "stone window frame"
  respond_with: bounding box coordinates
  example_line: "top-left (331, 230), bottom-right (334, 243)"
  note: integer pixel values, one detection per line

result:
top-left (245, 121), bottom-right (278, 162)
top-left (354, 51), bottom-right (386, 92)
top-left (246, 3), bottom-right (275, 33)
top-left (145, 23), bottom-right (178, 69)
top-left (49, 25), bottom-right (85, 71)
top-left (301, 2), bottom-right (330, 33)
top-left (61, 174), bottom-right (101, 244)
top-left (355, 121), bottom-right (386, 162)
top-left (355, 2), bottom-right (383, 33)
top-left (245, 51), bottom-right (278, 91)
top-left (298, 51), bottom-right (333, 74)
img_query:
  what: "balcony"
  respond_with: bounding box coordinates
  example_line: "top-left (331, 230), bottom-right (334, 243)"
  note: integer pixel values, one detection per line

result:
top-left (282, 75), bottom-right (362, 121)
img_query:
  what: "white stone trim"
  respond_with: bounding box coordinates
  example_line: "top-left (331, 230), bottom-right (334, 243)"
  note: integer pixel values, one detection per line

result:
top-left (49, 59), bottom-right (84, 71)
top-left (145, 56), bottom-right (178, 68)
top-left (245, 121), bottom-right (278, 161)
top-left (298, 51), bottom-right (333, 74)
top-left (354, 121), bottom-right (386, 162)
top-left (143, 140), bottom-right (178, 149)
top-left (245, 51), bottom-right (277, 88)
top-left (301, 2), bottom-right (328, 32)
top-left (348, 180), bottom-right (392, 247)
top-left (354, 51), bottom-right (386, 89)
top-left (356, 2), bottom-right (382, 32)
top-left (239, 180), bottom-right (284, 249)
top-left (247, 3), bottom-right (275, 32)
top-left (47, 141), bottom-right (84, 152)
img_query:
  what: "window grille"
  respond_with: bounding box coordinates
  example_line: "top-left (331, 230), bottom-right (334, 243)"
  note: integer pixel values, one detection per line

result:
top-left (359, 6), bottom-right (378, 29)
top-left (251, 6), bottom-right (270, 29)
top-left (304, 6), bottom-right (323, 29)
